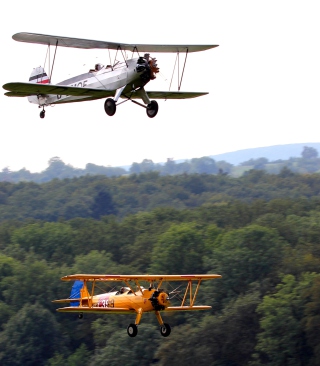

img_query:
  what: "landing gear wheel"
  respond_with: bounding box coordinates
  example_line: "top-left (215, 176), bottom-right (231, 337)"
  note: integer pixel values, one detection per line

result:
top-left (146, 100), bottom-right (158, 118)
top-left (40, 110), bottom-right (45, 119)
top-left (78, 313), bottom-right (83, 319)
top-left (127, 323), bottom-right (138, 337)
top-left (104, 98), bottom-right (116, 116)
top-left (160, 323), bottom-right (171, 337)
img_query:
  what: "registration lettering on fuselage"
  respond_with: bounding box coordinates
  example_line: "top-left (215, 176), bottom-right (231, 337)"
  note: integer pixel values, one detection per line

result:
top-left (97, 298), bottom-right (114, 308)
top-left (69, 80), bottom-right (88, 88)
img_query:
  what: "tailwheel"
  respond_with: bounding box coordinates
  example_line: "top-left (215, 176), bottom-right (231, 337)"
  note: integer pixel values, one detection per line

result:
top-left (40, 110), bottom-right (45, 119)
top-left (160, 323), bottom-right (171, 337)
top-left (78, 313), bottom-right (83, 319)
top-left (127, 323), bottom-right (138, 337)
top-left (146, 100), bottom-right (158, 118)
top-left (104, 98), bottom-right (116, 116)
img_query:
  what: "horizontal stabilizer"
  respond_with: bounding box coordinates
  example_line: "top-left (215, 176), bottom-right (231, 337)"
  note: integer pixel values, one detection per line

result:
top-left (13, 32), bottom-right (218, 53)
top-left (4, 91), bottom-right (30, 97)
top-left (52, 298), bottom-right (82, 303)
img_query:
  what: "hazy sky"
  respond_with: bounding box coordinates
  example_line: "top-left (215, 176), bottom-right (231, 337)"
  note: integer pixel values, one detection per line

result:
top-left (1, 1), bottom-right (319, 172)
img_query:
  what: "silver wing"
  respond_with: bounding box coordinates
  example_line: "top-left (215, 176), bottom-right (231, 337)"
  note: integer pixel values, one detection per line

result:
top-left (3, 82), bottom-right (113, 100)
top-left (3, 83), bottom-right (208, 101)
top-left (13, 32), bottom-right (218, 53)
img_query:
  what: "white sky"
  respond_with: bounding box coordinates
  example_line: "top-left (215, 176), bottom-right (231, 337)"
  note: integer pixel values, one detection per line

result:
top-left (1, 0), bottom-right (320, 172)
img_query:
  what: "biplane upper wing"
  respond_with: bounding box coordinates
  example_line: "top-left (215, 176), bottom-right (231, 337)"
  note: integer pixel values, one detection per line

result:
top-left (3, 82), bottom-right (114, 99)
top-left (13, 32), bottom-right (218, 53)
top-left (60, 274), bottom-right (221, 282)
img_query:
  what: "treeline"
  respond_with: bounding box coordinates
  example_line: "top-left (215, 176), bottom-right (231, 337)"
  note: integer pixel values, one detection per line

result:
top-left (1, 169), bottom-right (320, 221)
top-left (1, 146), bottom-right (320, 183)
top-left (0, 171), bottom-right (320, 365)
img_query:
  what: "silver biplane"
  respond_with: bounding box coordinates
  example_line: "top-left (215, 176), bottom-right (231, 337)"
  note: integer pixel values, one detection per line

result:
top-left (2, 33), bottom-right (218, 119)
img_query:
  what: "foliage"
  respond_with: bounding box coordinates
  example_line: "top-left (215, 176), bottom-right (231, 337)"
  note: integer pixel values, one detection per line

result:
top-left (0, 169), bottom-right (319, 364)
top-left (1, 145), bottom-right (320, 183)
top-left (0, 303), bottom-right (63, 366)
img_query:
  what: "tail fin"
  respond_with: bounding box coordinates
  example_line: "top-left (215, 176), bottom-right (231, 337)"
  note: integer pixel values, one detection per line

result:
top-left (70, 280), bottom-right (84, 307)
top-left (29, 66), bottom-right (50, 84)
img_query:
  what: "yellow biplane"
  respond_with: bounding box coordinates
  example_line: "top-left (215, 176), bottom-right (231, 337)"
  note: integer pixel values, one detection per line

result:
top-left (53, 274), bottom-right (221, 337)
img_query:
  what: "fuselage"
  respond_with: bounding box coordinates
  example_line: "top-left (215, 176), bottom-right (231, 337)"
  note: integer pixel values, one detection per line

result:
top-left (81, 288), bottom-right (169, 313)
top-left (27, 57), bottom-right (150, 106)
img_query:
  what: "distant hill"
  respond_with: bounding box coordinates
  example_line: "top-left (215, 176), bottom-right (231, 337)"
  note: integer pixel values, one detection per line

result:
top-left (208, 143), bottom-right (320, 166)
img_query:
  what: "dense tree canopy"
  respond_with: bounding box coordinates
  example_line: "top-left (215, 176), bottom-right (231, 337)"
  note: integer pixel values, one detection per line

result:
top-left (0, 169), bottom-right (319, 365)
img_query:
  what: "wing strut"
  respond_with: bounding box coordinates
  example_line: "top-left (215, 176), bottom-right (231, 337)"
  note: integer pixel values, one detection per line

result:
top-left (114, 46), bottom-right (128, 68)
top-left (181, 279), bottom-right (202, 307)
top-left (49, 40), bottom-right (59, 83)
top-left (169, 49), bottom-right (189, 92)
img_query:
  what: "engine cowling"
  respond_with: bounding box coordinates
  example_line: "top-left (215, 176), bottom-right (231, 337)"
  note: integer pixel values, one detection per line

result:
top-left (136, 54), bottom-right (159, 83)
top-left (149, 289), bottom-right (170, 310)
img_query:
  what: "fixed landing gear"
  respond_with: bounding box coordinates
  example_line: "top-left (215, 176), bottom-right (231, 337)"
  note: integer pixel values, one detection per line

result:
top-left (103, 97), bottom-right (159, 118)
top-left (160, 323), bottom-right (171, 337)
top-left (78, 313), bottom-right (83, 319)
top-left (104, 98), bottom-right (116, 116)
top-left (39, 110), bottom-right (45, 119)
top-left (127, 323), bottom-right (138, 337)
top-left (146, 100), bottom-right (158, 118)
top-left (126, 309), bottom-right (171, 337)
top-left (126, 322), bottom-right (171, 337)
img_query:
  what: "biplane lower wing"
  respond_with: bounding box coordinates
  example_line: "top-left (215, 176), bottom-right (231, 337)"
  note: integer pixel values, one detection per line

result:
top-left (3, 82), bottom-right (113, 99)
top-left (57, 306), bottom-right (135, 314)
top-left (165, 306), bottom-right (212, 311)
top-left (3, 83), bottom-right (207, 102)
top-left (123, 91), bottom-right (208, 100)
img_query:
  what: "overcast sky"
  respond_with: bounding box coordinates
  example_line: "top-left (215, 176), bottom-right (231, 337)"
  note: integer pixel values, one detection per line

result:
top-left (1, 1), bottom-right (319, 172)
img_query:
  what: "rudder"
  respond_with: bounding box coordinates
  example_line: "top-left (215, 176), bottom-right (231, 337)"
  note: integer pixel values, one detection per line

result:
top-left (29, 66), bottom-right (50, 84)
top-left (70, 280), bottom-right (84, 307)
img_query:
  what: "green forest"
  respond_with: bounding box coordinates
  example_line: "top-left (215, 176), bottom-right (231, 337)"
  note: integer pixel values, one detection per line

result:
top-left (0, 167), bottom-right (320, 365)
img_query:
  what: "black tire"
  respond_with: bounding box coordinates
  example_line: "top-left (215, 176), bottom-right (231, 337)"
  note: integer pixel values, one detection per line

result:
top-left (40, 110), bottom-right (45, 119)
top-left (78, 313), bottom-right (83, 319)
top-left (146, 100), bottom-right (158, 118)
top-left (104, 98), bottom-right (116, 116)
top-left (127, 323), bottom-right (138, 337)
top-left (160, 323), bottom-right (171, 337)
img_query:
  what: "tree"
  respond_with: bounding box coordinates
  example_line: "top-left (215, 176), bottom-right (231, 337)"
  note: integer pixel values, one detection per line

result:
top-left (303, 275), bottom-right (320, 365)
top-left (149, 223), bottom-right (205, 274)
top-left (0, 303), bottom-right (63, 366)
top-left (252, 274), bottom-right (316, 366)
top-left (205, 225), bottom-right (285, 305)
top-left (91, 189), bottom-right (117, 219)
top-left (90, 325), bottom-right (160, 366)
top-left (156, 292), bottom-right (260, 366)
top-left (301, 146), bottom-right (318, 160)
top-left (189, 156), bottom-right (218, 174)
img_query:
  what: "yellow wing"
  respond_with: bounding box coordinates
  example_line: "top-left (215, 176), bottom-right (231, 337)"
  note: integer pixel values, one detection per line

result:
top-left (56, 306), bottom-right (135, 314)
top-left (60, 274), bottom-right (221, 282)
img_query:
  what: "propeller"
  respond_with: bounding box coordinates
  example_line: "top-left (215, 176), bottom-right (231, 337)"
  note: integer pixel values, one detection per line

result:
top-left (136, 53), bottom-right (160, 83)
top-left (168, 285), bottom-right (182, 300)
top-left (148, 56), bottom-right (159, 80)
